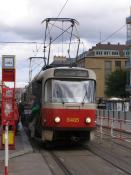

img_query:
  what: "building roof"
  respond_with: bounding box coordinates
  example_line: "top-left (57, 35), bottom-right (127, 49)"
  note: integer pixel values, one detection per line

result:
top-left (50, 57), bottom-right (76, 67)
top-left (92, 42), bottom-right (126, 50)
top-left (77, 43), bottom-right (127, 60)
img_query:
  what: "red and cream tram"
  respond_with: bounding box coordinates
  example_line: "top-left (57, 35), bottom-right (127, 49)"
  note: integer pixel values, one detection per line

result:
top-left (25, 66), bottom-right (96, 143)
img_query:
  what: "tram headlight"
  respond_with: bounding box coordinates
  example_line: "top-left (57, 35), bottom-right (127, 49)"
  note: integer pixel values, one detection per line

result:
top-left (85, 117), bottom-right (91, 124)
top-left (54, 117), bottom-right (61, 123)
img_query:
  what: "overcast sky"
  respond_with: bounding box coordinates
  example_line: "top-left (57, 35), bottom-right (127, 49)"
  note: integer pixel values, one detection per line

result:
top-left (0, 0), bottom-right (131, 87)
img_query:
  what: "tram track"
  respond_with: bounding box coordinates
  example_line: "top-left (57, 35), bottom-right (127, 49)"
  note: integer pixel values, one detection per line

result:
top-left (40, 150), bottom-right (74, 175)
top-left (85, 141), bottom-right (131, 175)
top-left (42, 145), bottom-right (131, 175)
top-left (31, 140), bottom-right (130, 175)
top-left (29, 132), bottom-right (131, 175)
top-left (29, 139), bottom-right (73, 175)
top-left (94, 130), bottom-right (131, 174)
top-left (113, 140), bottom-right (131, 150)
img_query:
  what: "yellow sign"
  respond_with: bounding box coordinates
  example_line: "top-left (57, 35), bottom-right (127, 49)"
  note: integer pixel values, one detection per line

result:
top-left (2, 131), bottom-right (14, 145)
top-left (66, 118), bottom-right (79, 123)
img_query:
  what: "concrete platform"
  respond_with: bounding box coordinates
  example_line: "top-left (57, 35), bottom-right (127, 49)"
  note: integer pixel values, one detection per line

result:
top-left (0, 126), bottom-right (33, 161)
top-left (0, 126), bottom-right (52, 175)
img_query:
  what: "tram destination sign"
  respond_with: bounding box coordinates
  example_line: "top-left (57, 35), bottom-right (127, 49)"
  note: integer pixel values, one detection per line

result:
top-left (2, 55), bottom-right (15, 69)
top-left (54, 69), bottom-right (89, 77)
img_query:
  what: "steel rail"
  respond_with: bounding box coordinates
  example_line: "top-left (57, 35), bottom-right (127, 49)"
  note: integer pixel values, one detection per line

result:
top-left (40, 150), bottom-right (74, 175)
top-left (83, 144), bottom-right (131, 175)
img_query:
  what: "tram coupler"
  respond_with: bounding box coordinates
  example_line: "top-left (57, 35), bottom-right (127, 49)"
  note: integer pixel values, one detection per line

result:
top-left (71, 136), bottom-right (80, 142)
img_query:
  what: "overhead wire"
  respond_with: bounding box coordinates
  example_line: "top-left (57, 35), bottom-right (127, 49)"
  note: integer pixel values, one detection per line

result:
top-left (30, 0), bottom-right (70, 77)
top-left (57, 0), bottom-right (69, 18)
top-left (40, 0), bottom-right (70, 52)
top-left (0, 41), bottom-right (40, 44)
top-left (1, 0), bottom-right (126, 85)
top-left (48, 0), bottom-right (69, 33)
top-left (29, 0), bottom-right (70, 73)
top-left (101, 24), bottom-right (126, 43)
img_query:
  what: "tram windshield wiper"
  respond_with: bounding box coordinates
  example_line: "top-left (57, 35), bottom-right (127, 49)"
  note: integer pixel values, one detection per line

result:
top-left (61, 98), bottom-right (65, 104)
top-left (81, 90), bottom-right (87, 105)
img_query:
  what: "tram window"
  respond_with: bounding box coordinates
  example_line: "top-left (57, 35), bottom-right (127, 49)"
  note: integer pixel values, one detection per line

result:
top-left (52, 80), bottom-right (95, 103)
top-left (44, 79), bottom-right (95, 103)
top-left (44, 80), bottom-right (52, 102)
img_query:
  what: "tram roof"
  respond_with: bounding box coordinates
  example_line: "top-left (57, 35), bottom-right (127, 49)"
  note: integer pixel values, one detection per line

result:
top-left (35, 67), bottom-right (96, 82)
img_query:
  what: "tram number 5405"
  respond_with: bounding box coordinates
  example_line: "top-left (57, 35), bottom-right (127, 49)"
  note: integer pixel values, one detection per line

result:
top-left (66, 117), bottom-right (79, 123)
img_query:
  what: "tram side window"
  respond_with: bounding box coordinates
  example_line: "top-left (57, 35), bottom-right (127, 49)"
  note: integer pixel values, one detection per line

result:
top-left (44, 80), bottom-right (52, 102)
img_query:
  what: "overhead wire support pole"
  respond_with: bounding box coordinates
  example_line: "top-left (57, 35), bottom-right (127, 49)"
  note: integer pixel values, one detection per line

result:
top-left (43, 20), bottom-right (49, 66)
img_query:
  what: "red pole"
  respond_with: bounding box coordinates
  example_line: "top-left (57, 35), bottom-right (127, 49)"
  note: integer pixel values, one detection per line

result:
top-left (4, 123), bottom-right (9, 175)
top-left (5, 167), bottom-right (8, 175)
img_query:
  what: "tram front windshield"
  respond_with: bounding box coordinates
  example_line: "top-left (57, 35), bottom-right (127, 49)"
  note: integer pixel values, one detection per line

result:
top-left (45, 79), bottom-right (95, 103)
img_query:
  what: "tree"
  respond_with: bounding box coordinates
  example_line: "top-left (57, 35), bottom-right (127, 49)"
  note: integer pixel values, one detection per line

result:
top-left (105, 69), bottom-right (127, 98)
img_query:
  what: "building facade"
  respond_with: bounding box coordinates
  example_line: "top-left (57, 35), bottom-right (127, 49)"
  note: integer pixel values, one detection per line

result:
top-left (77, 43), bottom-right (127, 98)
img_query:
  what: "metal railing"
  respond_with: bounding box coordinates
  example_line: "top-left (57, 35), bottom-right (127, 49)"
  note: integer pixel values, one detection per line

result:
top-left (96, 110), bottom-right (131, 143)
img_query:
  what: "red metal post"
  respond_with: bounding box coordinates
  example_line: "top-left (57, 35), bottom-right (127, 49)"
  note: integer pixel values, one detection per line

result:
top-left (4, 123), bottom-right (9, 175)
top-left (0, 55), bottom-right (18, 175)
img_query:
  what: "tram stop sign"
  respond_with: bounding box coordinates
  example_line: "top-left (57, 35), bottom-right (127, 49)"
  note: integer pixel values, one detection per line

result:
top-left (2, 55), bottom-right (16, 82)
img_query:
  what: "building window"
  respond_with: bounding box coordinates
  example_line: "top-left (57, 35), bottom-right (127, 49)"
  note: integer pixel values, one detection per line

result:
top-left (104, 51), bottom-right (110, 55)
top-left (115, 61), bottom-right (121, 69)
top-left (125, 51), bottom-right (129, 56)
top-left (105, 61), bottom-right (112, 80)
top-left (112, 51), bottom-right (119, 56)
top-left (125, 50), bottom-right (130, 58)
top-left (95, 50), bottom-right (103, 56)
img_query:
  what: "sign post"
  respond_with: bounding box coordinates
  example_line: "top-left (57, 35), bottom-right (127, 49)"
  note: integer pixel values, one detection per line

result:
top-left (0, 55), bottom-right (18, 175)
top-left (5, 123), bottom-right (9, 175)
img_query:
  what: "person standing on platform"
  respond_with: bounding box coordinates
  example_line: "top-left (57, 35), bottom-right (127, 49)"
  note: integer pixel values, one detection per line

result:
top-left (29, 95), bottom-right (40, 138)
top-left (18, 101), bottom-right (24, 125)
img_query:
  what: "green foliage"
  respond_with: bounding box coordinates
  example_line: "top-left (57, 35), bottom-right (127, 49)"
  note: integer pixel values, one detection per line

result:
top-left (105, 69), bottom-right (127, 97)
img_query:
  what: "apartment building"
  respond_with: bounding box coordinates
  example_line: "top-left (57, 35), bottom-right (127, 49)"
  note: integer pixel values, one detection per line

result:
top-left (77, 43), bottom-right (127, 98)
